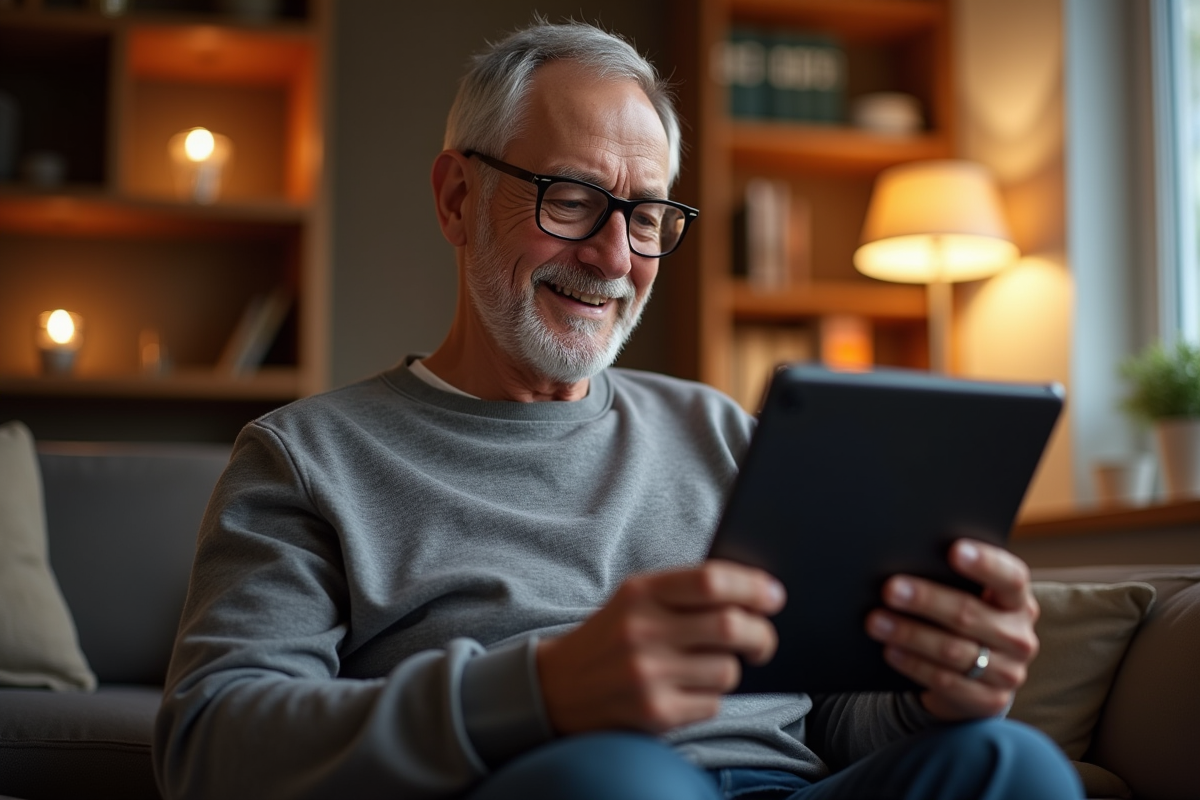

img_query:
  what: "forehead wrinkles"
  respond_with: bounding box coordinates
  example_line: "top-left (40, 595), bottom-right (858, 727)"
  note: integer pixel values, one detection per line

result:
top-left (514, 65), bottom-right (669, 197)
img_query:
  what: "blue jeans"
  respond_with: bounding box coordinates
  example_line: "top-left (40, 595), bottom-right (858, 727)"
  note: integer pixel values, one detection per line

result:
top-left (465, 718), bottom-right (1083, 800)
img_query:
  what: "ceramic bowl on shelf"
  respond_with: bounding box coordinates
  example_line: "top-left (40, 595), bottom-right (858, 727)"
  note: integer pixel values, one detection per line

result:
top-left (850, 92), bottom-right (924, 136)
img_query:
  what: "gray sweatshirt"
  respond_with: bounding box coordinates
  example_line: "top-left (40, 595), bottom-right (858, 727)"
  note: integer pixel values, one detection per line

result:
top-left (154, 360), bottom-right (935, 800)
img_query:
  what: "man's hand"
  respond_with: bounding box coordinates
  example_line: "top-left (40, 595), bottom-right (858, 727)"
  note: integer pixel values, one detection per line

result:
top-left (537, 560), bottom-right (786, 735)
top-left (865, 539), bottom-right (1040, 720)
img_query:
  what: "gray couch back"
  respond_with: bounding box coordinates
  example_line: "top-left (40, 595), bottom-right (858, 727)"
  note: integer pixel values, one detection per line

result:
top-left (38, 442), bottom-right (231, 685)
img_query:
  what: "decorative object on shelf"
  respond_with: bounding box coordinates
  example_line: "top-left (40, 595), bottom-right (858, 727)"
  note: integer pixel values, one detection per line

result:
top-left (21, 151), bottom-right (66, 189)
top-left (818, 314), bottom-right (873, 372)
top-left (36, 309), bottom-right (83, 376)
top-left (1119, 340), bottom-right (1200, 500)
top-left (1092, 455), bottom-right (1157, 508)
top-left (168, 127), bottom-right (232, 204)
top-left (713, 27), bottom-right (845, 123)
top-left (850, 92), bottom-right (923, 136)
top-left (139, 328), bottom-right (170, 375)
top-left (216, 286), bottom-right (293, 376)
top-left (0, 91), bottom-right (17, 182)
top-left (88, 0), bottom-right (128, 15)
top-left (854, 159), bottom-right (1018, 373)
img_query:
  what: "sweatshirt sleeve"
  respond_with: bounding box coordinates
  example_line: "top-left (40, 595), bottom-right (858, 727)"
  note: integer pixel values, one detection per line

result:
top-left (806, 692), bottom-right (941, 771)
top-left (153, 424), bottom-right (554, 800)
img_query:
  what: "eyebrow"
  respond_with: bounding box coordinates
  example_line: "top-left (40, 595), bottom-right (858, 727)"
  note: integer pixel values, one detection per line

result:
top-left (544, 165), bottom-right (669, 202)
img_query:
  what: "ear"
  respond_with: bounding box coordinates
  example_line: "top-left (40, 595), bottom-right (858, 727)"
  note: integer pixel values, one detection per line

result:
top-left (431, 149), bottom-right (472, 247)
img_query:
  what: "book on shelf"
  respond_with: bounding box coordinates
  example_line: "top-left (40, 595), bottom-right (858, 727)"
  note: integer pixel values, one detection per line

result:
top-left (731, 315), bottom-right (875, 413)
top-left (216, 286), bottom-right (293, 377)
top-left (732, 324), bottom-right (816, 413)
top-left (714, 27), bottom-right (846, 124)
top-left (736, 179), bottom-right (811, 290)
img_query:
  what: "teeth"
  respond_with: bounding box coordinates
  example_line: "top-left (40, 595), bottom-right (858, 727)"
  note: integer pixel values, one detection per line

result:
top-left (551, 282), bottom-right (607, 306)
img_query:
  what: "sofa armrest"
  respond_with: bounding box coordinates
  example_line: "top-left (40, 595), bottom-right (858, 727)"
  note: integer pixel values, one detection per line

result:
top-left (1033, 565), bottom-right (1200, 800)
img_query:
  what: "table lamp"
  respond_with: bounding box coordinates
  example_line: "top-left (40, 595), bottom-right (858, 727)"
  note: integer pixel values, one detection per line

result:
top-left (853, 160), bottom-right (1018, 373)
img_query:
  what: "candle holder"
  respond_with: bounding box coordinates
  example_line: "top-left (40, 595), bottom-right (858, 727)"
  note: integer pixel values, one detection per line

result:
top-left (36, 309), bottom-right (84, 375)
top-left (168, 127), bottom-right (232, 204)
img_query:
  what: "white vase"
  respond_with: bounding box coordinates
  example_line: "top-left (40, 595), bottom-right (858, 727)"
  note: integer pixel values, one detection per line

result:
top-left (1154, 418), bottom-right (1200, 500)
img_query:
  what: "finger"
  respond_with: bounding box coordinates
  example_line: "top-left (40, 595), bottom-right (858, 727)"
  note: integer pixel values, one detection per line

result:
top-left (880, 576), bottom-right (1037, 661)
top-left (640, 561), bottom-right (786, 615)
top-left (671, 606), bottom-right (779, 665)
top-left (657, 652), bottom-right (743, 693)
top-left (866, 611), bottom-right (1023, 690)
top-left (882, 646), bottom-right (1014, 719)
top-left (949, 539), bottom-right (1032, 612)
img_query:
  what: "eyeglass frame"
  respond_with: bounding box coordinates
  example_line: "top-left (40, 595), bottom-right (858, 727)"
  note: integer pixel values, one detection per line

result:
top-left (463, 150), bottom-right (699, 258)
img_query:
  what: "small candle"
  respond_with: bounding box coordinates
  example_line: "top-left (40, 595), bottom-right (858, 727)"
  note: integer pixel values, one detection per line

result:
top-left (36, 309), bottom-right (84, 375)
top-left (168, 127), bottom-right (232, 204)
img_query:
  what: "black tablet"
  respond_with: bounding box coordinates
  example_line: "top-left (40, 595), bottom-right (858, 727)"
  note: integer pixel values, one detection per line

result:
top-left (708, 364), bottom-right (1064, 694)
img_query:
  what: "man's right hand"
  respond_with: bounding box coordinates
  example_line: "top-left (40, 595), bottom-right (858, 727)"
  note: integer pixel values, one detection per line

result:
top-left (536, 560), bottom-right (786, 735)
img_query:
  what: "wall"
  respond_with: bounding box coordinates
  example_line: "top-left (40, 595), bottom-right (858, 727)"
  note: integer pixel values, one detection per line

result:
top-left (328, 1), bottom-right (669, 389)
top-left (953, 0), bottom-right (1076, 517)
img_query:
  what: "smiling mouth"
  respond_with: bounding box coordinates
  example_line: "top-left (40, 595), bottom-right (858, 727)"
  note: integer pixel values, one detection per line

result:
top-left (547, 281), bottom-right (609, 307)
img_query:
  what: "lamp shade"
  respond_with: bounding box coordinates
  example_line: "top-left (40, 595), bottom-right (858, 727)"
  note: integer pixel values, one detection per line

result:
top-left (854, 159), bottom-right (1018, 284)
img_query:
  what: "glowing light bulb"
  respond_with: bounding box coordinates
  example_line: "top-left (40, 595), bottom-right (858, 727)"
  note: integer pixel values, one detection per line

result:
top-left (183, 128), bottom-right (216, 162)
top-left (45, 309), bottom-right (76, 345)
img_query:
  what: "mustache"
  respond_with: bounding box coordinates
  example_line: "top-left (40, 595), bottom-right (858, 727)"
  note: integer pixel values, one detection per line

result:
top-left (531, 262), bottom-right (635, 301)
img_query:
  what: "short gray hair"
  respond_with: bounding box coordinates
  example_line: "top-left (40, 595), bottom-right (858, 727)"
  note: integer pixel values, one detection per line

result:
top-left (444, 19), bottom-right (682, 187)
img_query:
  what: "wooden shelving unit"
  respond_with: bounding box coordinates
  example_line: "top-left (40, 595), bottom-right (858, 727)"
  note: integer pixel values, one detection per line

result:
top-left (0, 0), bottom-right (329, 441)
top-left (665, 0), bottom-right (954, 405)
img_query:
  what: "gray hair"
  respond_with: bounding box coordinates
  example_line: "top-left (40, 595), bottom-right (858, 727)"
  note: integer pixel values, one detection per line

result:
top-left (444, 19), bottom-right (682, 187)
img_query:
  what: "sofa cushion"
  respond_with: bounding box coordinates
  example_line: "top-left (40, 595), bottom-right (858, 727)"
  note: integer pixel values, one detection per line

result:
top-left (0, 685), bottom-right (161, 800)
top-left (0, 421), bottom-right (95, 692)
top-left (1009, 581), bottom-right (1155, 761)
top-left (37, 441), bottom-right (230, 684)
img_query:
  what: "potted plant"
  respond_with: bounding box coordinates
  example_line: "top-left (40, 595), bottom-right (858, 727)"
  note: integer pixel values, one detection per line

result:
top-left (1120, 341), bottom-right (1200, 500)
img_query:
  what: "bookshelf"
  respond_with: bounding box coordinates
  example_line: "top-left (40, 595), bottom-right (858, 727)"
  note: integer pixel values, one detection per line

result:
top-left (666, 0), bottom-right (955, 409)
top-left (0, 0), bottom-right (329, 441)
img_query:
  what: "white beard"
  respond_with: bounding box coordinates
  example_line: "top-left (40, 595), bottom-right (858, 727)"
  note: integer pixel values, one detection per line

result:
top-left (465, 214), bottom-right (650, 384)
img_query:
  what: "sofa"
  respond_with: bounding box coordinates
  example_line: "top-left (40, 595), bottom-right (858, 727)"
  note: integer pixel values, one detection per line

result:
top-left (0, 423), bottom-right (1197, 800)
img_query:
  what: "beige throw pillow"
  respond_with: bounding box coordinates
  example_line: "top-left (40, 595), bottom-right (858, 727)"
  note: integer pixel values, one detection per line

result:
top-left (1009, 581), bottom-right (1156, 761)
top-left (0, 420), bottom-right (96, 691)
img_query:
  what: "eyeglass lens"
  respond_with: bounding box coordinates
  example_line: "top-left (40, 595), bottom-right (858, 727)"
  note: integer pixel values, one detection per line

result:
top-left (539, 181), bottom-right (688, 257)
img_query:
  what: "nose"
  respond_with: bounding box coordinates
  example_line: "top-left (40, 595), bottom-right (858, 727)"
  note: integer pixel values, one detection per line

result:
top-left (575, 207), bottom-right (633, 281)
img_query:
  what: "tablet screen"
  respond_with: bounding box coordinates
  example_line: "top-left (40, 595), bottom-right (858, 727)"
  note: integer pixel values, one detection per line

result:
top-left (708, 365), bottom-right (1064, 694)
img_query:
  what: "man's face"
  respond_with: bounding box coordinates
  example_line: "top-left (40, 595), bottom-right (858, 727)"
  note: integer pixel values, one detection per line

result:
top-left (462, 60), bottom-right (671, 384)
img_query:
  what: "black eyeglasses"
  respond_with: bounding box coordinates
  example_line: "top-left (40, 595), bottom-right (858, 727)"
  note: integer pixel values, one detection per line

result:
top-left (464, 150), bottom-right (699, 258)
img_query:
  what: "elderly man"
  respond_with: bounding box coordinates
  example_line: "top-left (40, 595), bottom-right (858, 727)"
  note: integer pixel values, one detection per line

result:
top-left (154, 19), bottom-right (1081, 800)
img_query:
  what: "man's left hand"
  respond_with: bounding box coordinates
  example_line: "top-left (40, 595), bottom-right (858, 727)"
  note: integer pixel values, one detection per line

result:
top-left (864, 539), bottom-right (1039, 720)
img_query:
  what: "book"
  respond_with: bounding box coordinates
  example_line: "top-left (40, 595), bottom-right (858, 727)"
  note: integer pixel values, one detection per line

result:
top-left (765, 31), bottom-right (846, 124)
top-left (732, 324), bottom-right (816, 413)
top-left (216, 286), bottom-right (293, 376)
top-left (714, 26), bottom-right (770, 119)
top-left (745, 177), bottom-right (790, 291)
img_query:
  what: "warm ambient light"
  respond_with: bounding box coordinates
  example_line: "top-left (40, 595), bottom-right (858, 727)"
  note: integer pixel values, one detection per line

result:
top-left (168, 127), bottom-right (233, 204)
top-left (36, 309), bottom-right (84, 375)
top-left (183, 127), bottom-right (216, 162)
top-left (45, 309), bottom-right (77, 345)
top-left (854, 160), bottom-right (1018, 372)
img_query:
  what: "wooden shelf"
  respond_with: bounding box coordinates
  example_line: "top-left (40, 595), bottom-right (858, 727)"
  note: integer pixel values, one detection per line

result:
top-left (0, 188), bottom-right (306, 239)
top-left (732, 123), bottom-right (953, 175)
top-left (731, 279), bottom-right (927, 321)
top-left (1015, 498), bottom-right (1200, 539)
top-left (0, 368), bottom-right (301, 402)
top-left (730, 0), bottom-right (944, 41)
top-left (667, 0), bottom-right (952, 392)
top-left (0, 1), bottom-right (329, 442)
